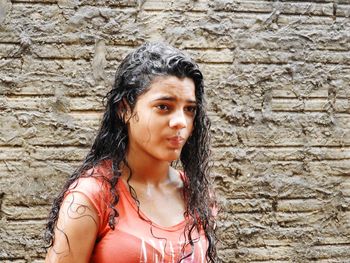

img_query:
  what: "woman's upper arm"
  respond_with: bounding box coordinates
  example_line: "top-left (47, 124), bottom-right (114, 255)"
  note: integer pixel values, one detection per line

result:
top-left (45, 192), bottom-right (99, 263)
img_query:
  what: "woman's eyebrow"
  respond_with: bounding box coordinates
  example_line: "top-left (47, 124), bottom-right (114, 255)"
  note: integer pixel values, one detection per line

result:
top-left (152, 96), bottom-right (197, 104)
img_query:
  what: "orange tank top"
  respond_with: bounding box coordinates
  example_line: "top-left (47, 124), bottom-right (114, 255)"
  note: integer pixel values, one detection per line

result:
top-left (67, 162), bottom-right (208, 263)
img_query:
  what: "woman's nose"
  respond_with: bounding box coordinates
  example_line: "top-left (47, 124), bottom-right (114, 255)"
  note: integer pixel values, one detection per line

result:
top-left (169, 110), bottom-right (187, 129)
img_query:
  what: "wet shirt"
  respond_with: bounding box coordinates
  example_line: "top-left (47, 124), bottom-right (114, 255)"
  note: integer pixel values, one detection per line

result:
top-left (67, 162), bottom-right (208, 263)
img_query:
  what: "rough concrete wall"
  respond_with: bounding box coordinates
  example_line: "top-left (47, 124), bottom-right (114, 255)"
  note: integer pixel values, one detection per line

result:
top-left (0, 0), bottom-right (350, 262)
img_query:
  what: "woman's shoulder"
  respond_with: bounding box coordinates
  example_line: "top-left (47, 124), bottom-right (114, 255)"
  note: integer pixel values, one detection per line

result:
top-left (169, 167), bottom-right (186, 188)
top-left (84, 159), bottom-right (113, 179)
top-left (67, 160), bottom-right (114, 197)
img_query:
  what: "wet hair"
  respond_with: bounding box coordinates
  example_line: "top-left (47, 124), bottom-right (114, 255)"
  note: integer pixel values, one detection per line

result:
top-left (45, 42), bottom-right (218, 262)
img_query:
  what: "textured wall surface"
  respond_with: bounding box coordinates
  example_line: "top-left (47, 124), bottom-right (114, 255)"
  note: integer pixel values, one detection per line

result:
top-left (1, 0), bottom-right (350, 262)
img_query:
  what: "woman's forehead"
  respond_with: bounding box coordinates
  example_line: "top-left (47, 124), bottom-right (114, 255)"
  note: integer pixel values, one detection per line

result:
top-left (141, 76), bottom-right (196, 101)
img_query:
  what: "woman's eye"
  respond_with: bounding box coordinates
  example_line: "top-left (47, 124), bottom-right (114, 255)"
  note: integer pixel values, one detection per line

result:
top-left (186, 106), bottom-right (197, 114)
top-left (156, 104), bottom-right (169, 111)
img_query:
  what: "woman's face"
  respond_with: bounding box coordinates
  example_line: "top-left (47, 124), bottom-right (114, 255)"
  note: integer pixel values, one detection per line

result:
top-left (126, 75), bottom-right (197, 162)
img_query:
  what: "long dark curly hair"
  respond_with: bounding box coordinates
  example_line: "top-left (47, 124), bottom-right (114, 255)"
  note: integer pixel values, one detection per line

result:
top-left (45, 42), bottom-right (218, 262)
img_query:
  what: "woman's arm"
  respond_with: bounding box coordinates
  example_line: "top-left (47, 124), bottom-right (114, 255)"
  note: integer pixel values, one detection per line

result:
top-left (45, 192), bottom-right (99, 263)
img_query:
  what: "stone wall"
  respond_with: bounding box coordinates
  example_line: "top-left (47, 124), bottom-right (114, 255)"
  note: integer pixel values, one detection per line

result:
top-left (0, 0), bottom-right (350, 262)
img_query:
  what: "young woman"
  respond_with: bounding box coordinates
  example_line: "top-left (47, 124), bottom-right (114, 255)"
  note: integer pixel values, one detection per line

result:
top-left (45, 42), bottom-right (218, 263)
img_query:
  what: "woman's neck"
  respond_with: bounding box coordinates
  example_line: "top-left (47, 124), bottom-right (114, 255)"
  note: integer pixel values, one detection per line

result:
top-left (122, 148), bottom-right (172, 187)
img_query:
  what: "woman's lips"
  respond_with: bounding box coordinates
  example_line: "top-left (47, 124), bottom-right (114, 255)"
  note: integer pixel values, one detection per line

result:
top-left (167, 136), bottom-right (185, 148)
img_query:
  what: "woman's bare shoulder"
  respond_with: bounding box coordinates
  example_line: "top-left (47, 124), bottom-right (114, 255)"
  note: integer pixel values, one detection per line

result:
top-left (169, 167), bottom-right (185, 188)
top-left (45, 192), bottom-right (98, 263)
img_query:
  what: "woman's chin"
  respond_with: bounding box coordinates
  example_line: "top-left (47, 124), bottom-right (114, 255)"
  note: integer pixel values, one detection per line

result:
top-left (161, 150), bottom-right (182, 162)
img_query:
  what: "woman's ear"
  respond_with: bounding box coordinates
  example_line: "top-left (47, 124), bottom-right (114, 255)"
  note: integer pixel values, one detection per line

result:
top-left (117, 99), bottom-right (131, 123)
